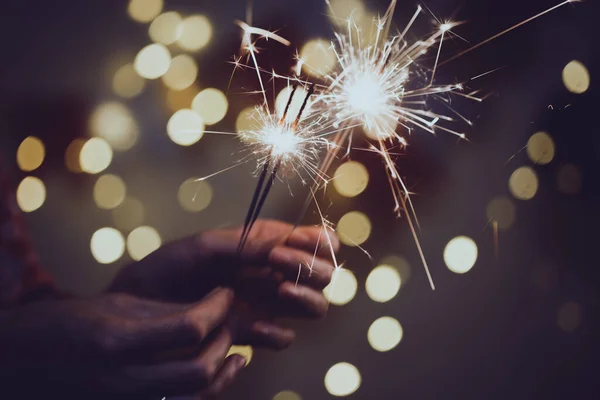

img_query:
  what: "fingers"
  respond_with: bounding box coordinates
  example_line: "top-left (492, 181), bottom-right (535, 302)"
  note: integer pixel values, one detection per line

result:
top-left (269, 246), bottom-right (334, 289)
top-left (278, 281), bottom-right (329, 319)
top-left (200, 354), bottom-right (247, 398)
top-left (240, 321), bottom-right (296, 350)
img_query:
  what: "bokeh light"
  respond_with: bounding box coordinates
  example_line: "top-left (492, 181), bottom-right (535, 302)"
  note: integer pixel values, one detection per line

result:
top-left (166, 84), bottom-right (199, 113)
top-left (16, 177), bottom-right (46, 213)
top-left (134, 43), bottom-right (171, 79)
top-left (323, 268), bottom-right (357, 306)
top-left (557, 164), bottom-right (582, 195)
top-left (444, 236), bottom-right (478, 274)
top-left (112, 63), bottom-right (145, 99)
top-left (192, 88), bottom-right (229, 125)
top-left (167, 109), bottom-right (205, 146)
top-left (274, 86), bottom-right (313, 124)
top-left (149, 11), bottom-right (182, 45)
top-left (509, 166), bottom-right (539, 200)
top-left (324, 362), bottom-right (361, 397)
top-left (368, 316), bottom-right (403, 352)
top-left (112, 197), bottom-right (145, 231)
top-left (380, 255), bottom-right (411, 285)
top-left (273, 391), bottom-right (302, 400)
top-left (127, 226), bottom-right (162, 261)
top-left (177, 15), bottom-right (212, 51)
top-left (365, 265), bottom-right (401, 303)
top-left (90, 227), bottom-right (125, 264)
top-left (236, 107), bottom-right (259, 132)
top-left (178, 178), bottom-right (213, 212)
top-left (333, 161), bottom-right (369, 197)
top-left (17, 136), bottom-right (45, 172)
top-left (562, 60), bottom-right (590, 94)
top-left (336, 211), bottom-right (371, 247)
top-left (300, 39), bottom-right (337, 77)
top-left (90, 102), bottom-right (139, 151)
top-left (486, 196), bottom-right (516, 230)
top-left (65, 139), bottom-right (86, 173)
top-left (527, 131), bottom-right (555, 165)
top-left (557, 301), bottom-right (582, 333)
top-left (162, 54), bottom-right (198, 91)
top-left (128, 0), bottom-right (163, 23)
top-left (327, 0), bottom-right (366, 27)
top-left (93, 174), bottom-right (127, 210)
top-left (227, 345), bottom-right (253, 366)
top-left (79, 138), bottom-right (113, 174)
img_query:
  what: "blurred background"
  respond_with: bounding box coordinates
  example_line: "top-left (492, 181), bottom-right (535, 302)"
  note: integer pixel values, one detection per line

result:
top-left (0, 0), bottom-right (598, 398)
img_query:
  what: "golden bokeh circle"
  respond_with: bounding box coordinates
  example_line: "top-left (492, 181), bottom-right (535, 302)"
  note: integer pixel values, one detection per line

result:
top-left (134, 43), bottom-right (171, 80)
top-left (273, 391), bottom-right (302, 400)
top-left (333, 161), bottom-right (369, 197)
top-left (227, 345), bottom-right (253, 366)
top-left (16, 176), bottom-right (46, 213)
top-left (323, 268), bottom-right (357, 306)
top-left (65, 139), bottom-right (86, 173)
top-left (300, 39), bottom-right (336, 77)
top-left (486, 196), bottom-right (516, 231)
top-left (444, 236), bottom-right (478, 274)
top-left (236, 107), bottom-right (260, 132)
top-left (90, 227), bottom-right (125, 264)
top-left (367, 316), bottom-right (403, 352)
top-left (90, 102), bottom-right (139, 151)
top-left (162, 54), bottom-right (198, 91)
top-left (275, 86), bottom-right (313, 124)
top-left (93, 174), bottom-right (127, 210)
top-left (509, 166), bottom-right (538, 201)
top-left (562, 60), bottom-right (590, 94)
top-left (79, 138), bottom-right (113, 174)
top-left (167, 109), bottom-right (205, 146)
top-left (112, 63), bottom-right (145, 99)
top-left (192, 88), bottom-right (229, 125)
top-left (365, 265), bottom-right (401, 303)
top-left (527, 132), bottom-right (555, 165)
top-left (336, 211), bottom-right (371, 247)
top-left (149, 11), bottom-right (183, 45)
top-left (177, 15), bottom-right (212, 51)
top-left (128, 0), bottom-right (163, 23)
top-left (324, 362), bottom-right (361, 397)
top-left (127, 226), bottom-right (162, 261)
top-left (178, 178), bottom-right (213, 212)
top-left (17, 136), bottom-right (45, 172)
top-left (327, 0), bottom-right (366, 28)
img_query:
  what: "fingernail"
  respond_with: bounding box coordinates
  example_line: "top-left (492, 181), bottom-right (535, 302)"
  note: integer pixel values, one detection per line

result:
top-left (237, 355), bottom-right (248, 368)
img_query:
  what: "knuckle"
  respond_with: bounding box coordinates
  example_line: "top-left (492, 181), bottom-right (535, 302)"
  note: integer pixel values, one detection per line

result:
top-left (94, 320), bottom-right (123, 357)
top-left (194, 361), bottom-right (219, 385)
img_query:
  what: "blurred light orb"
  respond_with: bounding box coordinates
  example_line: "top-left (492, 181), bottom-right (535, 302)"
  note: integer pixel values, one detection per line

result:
top-left (17, 136), bottom-right (45, 172)
top-left (380, 255), bottom-right (411, 285)
top-left (128, 0), bottom-right (163, 23)
top-left (562, 60), bottom-right (590, 94)
top-left (557, 301), bottom-right (582, 333)
top-left (90, 102), bottom-right (139, 151)
top-left (65, 139), bottom-right (86, 173)
top-left (227, 345), bottom-right (253, 366)
top-left (324, 362), bottom-right (361, 397)
top-left (167, 109), bottom-right (205, 146)
top-left (80, 138), bottom-right (113, 174)
top-left (444, 236), bottom-right (478, 274)
top-left (336, 211), bottom-right (371, 247)
top-left (177, 15), bottom-right (212, 51)
top-left (166, 84), bottom-right (199, 113)
top-left (16, 177), bottom-right (46, 213)
top-left (113, 63), bottom-right (145, 99)
top-left (178, 178), bottom-right (213, 212)
top-left (273, 391), bottom-right (302, 400)
top-left (90, 227), bottom-right (125, 264)
top-left (149, 11), bottom-right (183, 45)
top-left (127, 226), bottom-right (161, 261)
top-left (368, 316), bottom-right (403, 352)
top-left (366, 265), bottom-right (401, 303)
top-left (486, 196), bottom-right (516, 231)
top-left (557, 164), bottom-right (582, 195)
top-left (509, 166), bottom-right (539, 200)
top-left (112, 197), bottom-right (145, 231)
top-left (327, 0), bottom-right (366, 27)
top-left (236, 107), bottom-right (259, 132)
top-left (162, 54), bottom-right (198, 91)
top-left (323, 268), bottom-right (357, 306)
top-left (333, 161), bottom-right (369, 197)
top-left (134, 44), bottom-right (171, 79)
top-left (527, 132), bottom-right (555, 165)
top-left (300, 39), bottom-right (336, 77)
top-left (192, 88), bottom-right (229, 125)
top-left (93, 174), bottom-right (127, 210)
top-left (275, 86), bottom-right (312, 124)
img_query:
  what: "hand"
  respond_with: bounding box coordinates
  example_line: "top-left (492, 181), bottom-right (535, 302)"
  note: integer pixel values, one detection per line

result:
top-left (1, 289), bottom-right (247, 399)
top-left (110, 220), bottom-right (339, 347)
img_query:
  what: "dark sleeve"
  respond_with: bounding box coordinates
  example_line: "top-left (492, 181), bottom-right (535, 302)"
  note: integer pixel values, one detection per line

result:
top-left (0, 157), bottom-right (59, 308)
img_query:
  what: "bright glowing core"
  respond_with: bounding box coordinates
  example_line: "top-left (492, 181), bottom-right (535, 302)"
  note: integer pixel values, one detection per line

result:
top-left (346, 71), bottom-right (387, 118)
top-left (262, 127), bottom-right (301, 160)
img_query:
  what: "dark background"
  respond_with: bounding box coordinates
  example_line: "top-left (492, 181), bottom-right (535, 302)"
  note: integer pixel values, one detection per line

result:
top-left (0, 0), bottom-right (598, 399)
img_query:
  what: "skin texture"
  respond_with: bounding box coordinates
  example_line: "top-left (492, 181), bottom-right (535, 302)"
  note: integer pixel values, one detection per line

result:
top-left (1, 220), bottom-right (339, 399)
